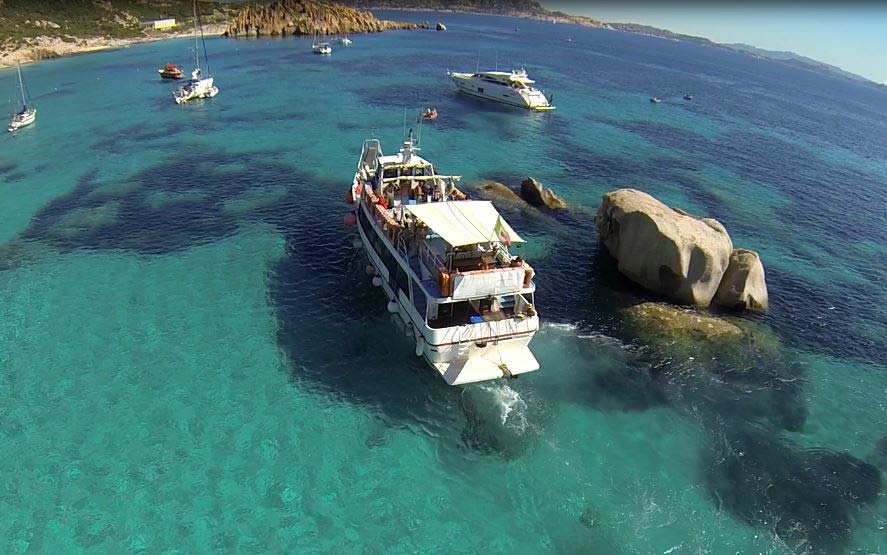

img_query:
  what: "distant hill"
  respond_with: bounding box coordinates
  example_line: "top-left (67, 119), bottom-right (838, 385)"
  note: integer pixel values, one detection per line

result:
top-left (722, 43), bottom-right (871, 83)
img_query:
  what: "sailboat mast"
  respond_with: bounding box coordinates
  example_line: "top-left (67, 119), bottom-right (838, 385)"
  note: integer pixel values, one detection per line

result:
top-left (193, 0), bottom-right (200, 71)
top-left (17, 64), bottom-right (26, 106)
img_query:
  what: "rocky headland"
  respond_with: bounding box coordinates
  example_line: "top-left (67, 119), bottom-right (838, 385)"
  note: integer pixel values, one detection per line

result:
top-left (223, 0), bottom-right (427, 37)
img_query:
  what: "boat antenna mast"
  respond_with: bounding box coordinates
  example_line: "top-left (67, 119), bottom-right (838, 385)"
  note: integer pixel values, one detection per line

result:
top-left (193, 0), bottom-right (200, 73)
top-left (17, 63), bottom-right (26, 108)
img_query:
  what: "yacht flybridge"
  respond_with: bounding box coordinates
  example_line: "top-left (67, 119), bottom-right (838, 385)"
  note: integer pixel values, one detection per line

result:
top-left (447, 68), bottom-right (555, 111)
top-left (174, 0), bottom-right (219, 105)
top-left (347, 135), bottom-right (540, 385)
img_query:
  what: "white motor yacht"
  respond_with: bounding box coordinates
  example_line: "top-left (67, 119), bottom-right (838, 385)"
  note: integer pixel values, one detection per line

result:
top-left (174, 0), bottom-right (219, 105)
top-left (8, 64), bottom-right (36, 133)
top-left (447, 68), bottom-right (555, 111)
top-left (347, 135), bottom-right (541, 385)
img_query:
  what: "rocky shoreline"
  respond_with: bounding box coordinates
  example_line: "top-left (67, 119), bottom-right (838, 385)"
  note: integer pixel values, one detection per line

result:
top-left (223, 0), bottom-right (426, 37)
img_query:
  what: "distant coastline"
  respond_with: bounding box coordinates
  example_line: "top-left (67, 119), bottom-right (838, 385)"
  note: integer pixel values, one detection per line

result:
top-left (0, 0), bottom-right (880, 87)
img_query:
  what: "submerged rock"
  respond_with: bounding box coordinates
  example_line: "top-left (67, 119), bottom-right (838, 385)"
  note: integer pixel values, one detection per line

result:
top-left (714, 249), bottom-right (769, 311)
top-left (622, 301), bottom-right (744, 344)
top-left (596, 189), bottom-right (733, 306)
top-left (520, 177), bottom-right (567, 209)
top-left (476, 180), bottom-right (525, 206)
top-left (702, 423), bottom-right (881, 552)
top-left (621, 302), bottom-right (806, 431)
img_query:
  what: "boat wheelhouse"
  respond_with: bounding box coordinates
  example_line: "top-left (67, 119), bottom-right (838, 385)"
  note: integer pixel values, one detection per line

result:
top-left (447, 68), bottom-right (555, 111)
top-left (348, 136), bottom-right (540, 385)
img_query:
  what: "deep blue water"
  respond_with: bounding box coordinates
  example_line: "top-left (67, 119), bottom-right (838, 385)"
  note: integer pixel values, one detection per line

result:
top-left (0, 10), bottom-right (885, 553)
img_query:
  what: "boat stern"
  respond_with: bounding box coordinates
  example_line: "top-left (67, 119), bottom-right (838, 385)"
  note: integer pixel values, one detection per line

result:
top-left (432, 345), bottom-right (539, 386)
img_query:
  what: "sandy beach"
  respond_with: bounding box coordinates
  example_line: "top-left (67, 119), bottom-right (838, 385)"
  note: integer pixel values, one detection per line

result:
top-left (0, 23), bottom-right (228, 69)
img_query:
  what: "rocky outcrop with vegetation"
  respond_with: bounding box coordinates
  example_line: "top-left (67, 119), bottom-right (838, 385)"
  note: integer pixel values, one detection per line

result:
top-left (223, 0), bottom-right (426, 37)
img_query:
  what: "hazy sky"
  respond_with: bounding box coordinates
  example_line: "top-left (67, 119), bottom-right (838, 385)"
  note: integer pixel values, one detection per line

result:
top-left (543, 2), bottom-right (887, 84)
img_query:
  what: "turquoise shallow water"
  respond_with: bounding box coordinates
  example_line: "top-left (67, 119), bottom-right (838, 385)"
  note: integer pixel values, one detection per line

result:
top-left (1, 11), bottom-right (886, 553)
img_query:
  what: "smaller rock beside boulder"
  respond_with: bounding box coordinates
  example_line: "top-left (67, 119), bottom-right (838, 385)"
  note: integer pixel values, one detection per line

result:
top-left (436, 22), bottom-right (447, 31)
top-left (520, 177), bottom-right (566, 209)
top-left (714, 249), bottom-right (769, 311)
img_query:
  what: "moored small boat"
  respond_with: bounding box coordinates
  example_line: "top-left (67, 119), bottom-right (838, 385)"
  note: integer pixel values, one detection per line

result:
top-left (683, 93), bottom-right (693, 101)
top-left (420, 107), bottom-right (438, 121)
top-left (158, 63), bottom-right (184, 79)
top-left (650, 96), bottom-right (662, 103)
top-left (313, 34), bottom-right (332, 55)
top-left (174, 0), bottom-right (219, 105)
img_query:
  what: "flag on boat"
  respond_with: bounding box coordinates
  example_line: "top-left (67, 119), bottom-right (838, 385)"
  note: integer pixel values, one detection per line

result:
top-left (494, 215), bottom-right (511, 246)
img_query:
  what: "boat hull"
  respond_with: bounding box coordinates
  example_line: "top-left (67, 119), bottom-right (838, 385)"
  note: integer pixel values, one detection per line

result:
top-left (449, 73), bottom-right (555, 111)
top-left (355, 200), bottom-right (540, 385)
top-left (174, 78), bottom-right (219, 104)
top-left (8, 109), bottom-right (36, 132)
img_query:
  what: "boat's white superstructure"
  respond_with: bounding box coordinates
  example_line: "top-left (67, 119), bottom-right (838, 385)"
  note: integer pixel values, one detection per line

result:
top-left (447, 68), bottom-right (555, 111)
top-left (8, 64), bottom-right (36, 133)
top-left (348, 136), bottom-right (540, 385)
top-left (174, 0), bottom-right (219, 105)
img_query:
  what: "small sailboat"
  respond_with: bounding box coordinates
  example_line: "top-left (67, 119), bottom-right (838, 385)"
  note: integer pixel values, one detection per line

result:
top-left (339, 36), bottom-right (352, 46)
top-left (158, 63), bottom-right (184, 79)
top-left (649, 96), bottom-right (662, 103)
top-left (312, 34), bottom-right (332, 55)
top-left (8, 64), bottom-right (36, 133)
top-left (420, 107), bottom-right (438, 121)
top-left (174, 0), bottom-right (219, 105)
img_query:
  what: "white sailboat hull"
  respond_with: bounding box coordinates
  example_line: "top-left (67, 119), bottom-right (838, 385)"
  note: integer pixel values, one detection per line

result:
top-left (8, 108), bottom-right (36, 132)
top-left (174, 77), bottom-right (219, 105)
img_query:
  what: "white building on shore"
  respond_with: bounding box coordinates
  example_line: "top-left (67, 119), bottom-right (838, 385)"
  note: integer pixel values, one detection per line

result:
top-left (139, 18), bottom-right (177, 31)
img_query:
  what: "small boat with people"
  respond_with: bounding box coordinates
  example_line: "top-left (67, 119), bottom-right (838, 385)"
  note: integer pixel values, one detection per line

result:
top-left (174, 0), bottom-right (219, 104)
top-left (683, 93), bottom-right (693, 101)
top-left (650, 96), bottom-right (662, 103)
top-left (312, 34), bottom-right (332, 55)
top-left (8, 64), bottom-right (36, 133)
top-left (339, 36), bottom-right (352, 46)
top-left (346, 132), bottom-right (541, 385)
top-left (158, 63), bottom-right (184, 79)
top-left (420, 107), bottom-right (438, 121)
top-left (447, 68), bottom-right (555, 111)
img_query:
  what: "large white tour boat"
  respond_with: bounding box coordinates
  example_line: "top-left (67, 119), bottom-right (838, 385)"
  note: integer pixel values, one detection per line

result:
top-left (347, 135), bottom-right (541, 385)
top-left (447, 68), bottom-right (555, 111)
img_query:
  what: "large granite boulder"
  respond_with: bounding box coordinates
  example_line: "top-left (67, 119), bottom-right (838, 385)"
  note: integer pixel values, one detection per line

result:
top-left (714, 249), bottom-right (769, 311)
top-left (596, 189), bottom-right (733, 306)
top-left (520, 177), bottom-right (567, 209)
